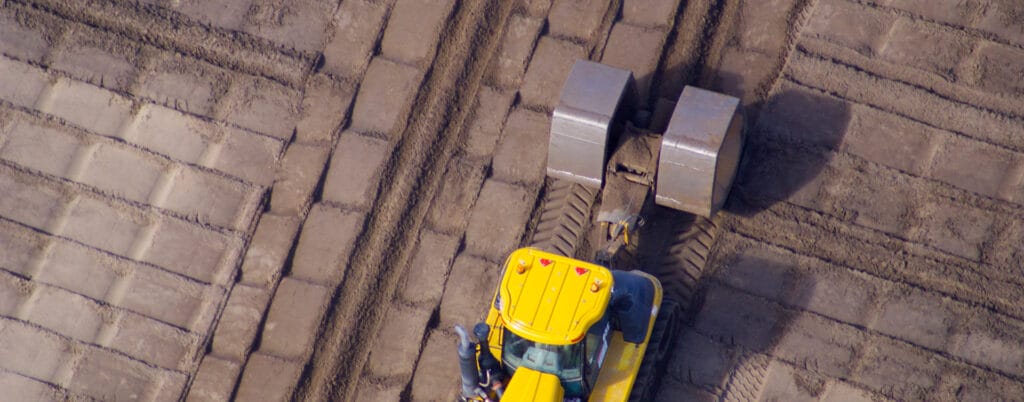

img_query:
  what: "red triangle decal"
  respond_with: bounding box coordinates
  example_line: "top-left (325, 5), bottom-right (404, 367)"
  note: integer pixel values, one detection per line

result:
top-left (575, 267), bottom-right (588, 276)
top-left (539, 259), bottom-right (552, 267)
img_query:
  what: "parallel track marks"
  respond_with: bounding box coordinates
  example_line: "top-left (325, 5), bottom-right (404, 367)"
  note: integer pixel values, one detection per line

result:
top-left (720, 353), bottom-right (771, 402)
top-left (640, 211), bottom-right (720, 312)
top-left (296, 1), bottom-right (514, 400)
top-left (529, 179), bottom-right (598, 257)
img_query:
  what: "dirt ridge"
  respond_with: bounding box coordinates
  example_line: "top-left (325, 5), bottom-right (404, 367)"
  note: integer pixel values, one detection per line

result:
top-left (784, 50), bottom-right (1024, 153)
top-left (851, 0), bottom-right (1024, 51)
top-left (12, 0), bottom-right (315, 87)
top-left (295, 1), bottom-right (514, 400)
top-left (0, 106), bottom-right (261, 238)
top-left (724, 207), bottom-right (1024, 322)
top-left (701, 272), bottom-right (1024, 385)
top-left (798, 37), bottom-right (1024, 120)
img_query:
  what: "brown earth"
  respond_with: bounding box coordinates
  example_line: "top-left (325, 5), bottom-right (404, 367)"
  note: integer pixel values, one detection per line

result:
top-left (0, 0), bottom-right (1021, 401)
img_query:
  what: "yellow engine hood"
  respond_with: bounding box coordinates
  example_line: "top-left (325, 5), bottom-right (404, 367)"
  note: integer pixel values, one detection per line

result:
top-left (499, 248), bottom-right (613, 345)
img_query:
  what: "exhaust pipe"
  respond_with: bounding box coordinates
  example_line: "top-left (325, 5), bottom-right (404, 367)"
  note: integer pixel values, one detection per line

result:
top-left (455, 325), bottom-right (482, 400)
top-left (474, 323), bottom-right (505, 398)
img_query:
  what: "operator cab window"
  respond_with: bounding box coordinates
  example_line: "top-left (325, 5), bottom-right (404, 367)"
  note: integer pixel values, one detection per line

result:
top-left (502, 329), bottom-right (587, 397)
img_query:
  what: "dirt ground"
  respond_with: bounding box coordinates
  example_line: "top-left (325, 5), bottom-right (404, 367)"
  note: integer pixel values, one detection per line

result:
top-left (0, 0), bottom-right (1022, 401)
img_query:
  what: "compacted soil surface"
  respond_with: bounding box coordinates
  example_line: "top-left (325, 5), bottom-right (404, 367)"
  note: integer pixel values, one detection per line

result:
top-left (0, 0), bottom-right (1022, 401)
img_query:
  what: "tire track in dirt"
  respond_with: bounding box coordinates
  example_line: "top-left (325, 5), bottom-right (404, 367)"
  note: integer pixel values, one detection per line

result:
top-left (684, 327), bottom-right (890, 401)
top-left (0, 104), bottom-right (262, 238)
top-left (679, 239), bottom-right (1024, 400)
top-left (798, 37), bottom-right (1024, 120)
top-left (724, 204), bottom-right (1024, 323)
top-left (12, 0), bottom-right (315, 87)
top-left (295, 2), bottom-right (514, 401)
top-left (489, 0), bottom-right (1024, 399)
top-left (720, 353), bottom-right (770, 402)
top-left (528, 179), bottom-right (597, 258)
top-left (653, 0), bottom-right (720, 102)
top-left (784, 50), bottom-right (1024, 153)
top-left (852, 0), bottom-right (1024, 52)
top-left (693, 0), bottom-right (740, 90)
top-left (761, 80), bottom-right (1024, 216)
top-left (698, 268), bottom-right (1024, 390)
top-left (654, 0), bottom-right (822, 399)
top-left (746, 0), bottom-right (817, 113)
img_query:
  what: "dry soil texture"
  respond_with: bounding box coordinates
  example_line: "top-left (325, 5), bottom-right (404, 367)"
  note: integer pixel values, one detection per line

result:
top-left (0, 0), bottom-right (1022, 401)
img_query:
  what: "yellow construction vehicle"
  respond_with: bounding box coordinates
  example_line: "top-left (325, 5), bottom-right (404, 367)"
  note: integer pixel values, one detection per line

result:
top-left (455, 60), bottom-right (743, 401)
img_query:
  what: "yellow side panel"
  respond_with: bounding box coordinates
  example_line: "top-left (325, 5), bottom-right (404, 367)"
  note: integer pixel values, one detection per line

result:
top-left (501, 367), bottom-right (565, 402)
top-left (588, 332), bottom-right (646, 402)
top-left (590, 272), bottom-right (663, 402)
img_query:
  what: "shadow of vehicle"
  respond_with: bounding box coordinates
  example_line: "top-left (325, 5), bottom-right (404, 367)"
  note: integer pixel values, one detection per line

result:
top-left (632, 68), bottom-right (853, 399)
top-left (658, 252), bottom-right (823, 400)
top-left (725, 81), bottom-right (853, 217)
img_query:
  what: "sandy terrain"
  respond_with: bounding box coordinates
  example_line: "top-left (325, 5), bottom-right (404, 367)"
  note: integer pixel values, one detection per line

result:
top-left (0, 0), bottom-right (1021, 401)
